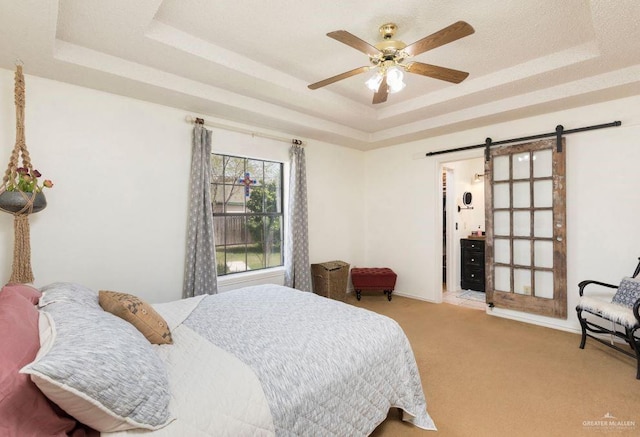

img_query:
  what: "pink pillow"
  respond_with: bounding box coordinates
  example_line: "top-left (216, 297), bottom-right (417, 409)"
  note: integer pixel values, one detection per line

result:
top-left (0, 288), bottom-right (81, 436)
top-left (1, 283), bottom-right (42, 304)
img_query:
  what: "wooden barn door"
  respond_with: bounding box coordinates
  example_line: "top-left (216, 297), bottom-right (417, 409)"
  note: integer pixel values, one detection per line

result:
top-left (485, 138), bottom-right (567, 318)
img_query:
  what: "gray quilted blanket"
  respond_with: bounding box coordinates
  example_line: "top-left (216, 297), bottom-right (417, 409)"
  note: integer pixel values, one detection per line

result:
top-left (184, 284), bottom-right (436, 436)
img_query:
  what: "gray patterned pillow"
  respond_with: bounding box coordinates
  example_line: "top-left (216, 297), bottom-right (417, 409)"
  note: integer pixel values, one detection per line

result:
top-left (612, 277), bottom-right (640, 308)
top-left (21, 290), bottom-right (173, 432)
top-left (39, 282), bottom-right (101, 309)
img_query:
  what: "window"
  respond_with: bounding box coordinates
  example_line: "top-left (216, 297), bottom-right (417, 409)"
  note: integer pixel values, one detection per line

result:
top-left (211, 154), bottom-right (284, 276)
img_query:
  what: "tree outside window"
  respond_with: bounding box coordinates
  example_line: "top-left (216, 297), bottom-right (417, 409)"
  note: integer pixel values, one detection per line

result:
top-left (211, 154), bottom-right (283, 275)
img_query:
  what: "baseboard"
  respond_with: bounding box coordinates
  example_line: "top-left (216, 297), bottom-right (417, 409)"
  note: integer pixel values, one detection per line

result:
top-left (393, 289), bottom-right (621, 339)
top-left (392, 290), bottom-right (439, 303)
top-left (487, 307), bottom-right (582, 335)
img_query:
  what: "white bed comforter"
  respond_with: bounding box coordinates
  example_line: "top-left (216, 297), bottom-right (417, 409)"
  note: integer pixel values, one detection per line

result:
top-left (105, 294), bottom-right (275, 436)
top-left (105, 284), bottom-right (435, 436)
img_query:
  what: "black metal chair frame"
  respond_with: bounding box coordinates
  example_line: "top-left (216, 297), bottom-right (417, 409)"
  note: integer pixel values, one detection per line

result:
top-left (576, 258), bottom-right (640, 379)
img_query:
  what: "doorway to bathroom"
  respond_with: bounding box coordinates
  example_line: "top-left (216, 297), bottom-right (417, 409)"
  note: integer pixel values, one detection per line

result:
top-left (441, 157), bottom-right (486, 309)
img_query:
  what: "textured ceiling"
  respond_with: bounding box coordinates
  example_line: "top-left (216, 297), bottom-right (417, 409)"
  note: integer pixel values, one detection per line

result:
top-left (0, 0), bottom-right (639, 150)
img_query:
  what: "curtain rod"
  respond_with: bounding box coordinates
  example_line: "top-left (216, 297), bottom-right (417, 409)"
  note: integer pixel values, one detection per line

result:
top-left (185, 115), bottom-right (303, 146)
top-left (425, 120), bottom-right (622, 158)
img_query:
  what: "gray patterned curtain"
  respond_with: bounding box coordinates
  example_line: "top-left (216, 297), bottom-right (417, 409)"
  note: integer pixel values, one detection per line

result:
top-left (183, 125), bottom-right (217, 298)
top-left (284, 144), bottom-right (312, 291)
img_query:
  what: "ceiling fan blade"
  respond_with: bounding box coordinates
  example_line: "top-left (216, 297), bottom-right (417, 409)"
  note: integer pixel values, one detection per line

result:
top-left (403, 21), bottom-right (475, 57)
top-left (372, 75), bottom-right (388, 104)
top-left (308, 66), bottom-right (370, 90)
top-left (327, 30), bottom-right (382, 57)
top-left (406, 62), bottom-right (469, 84)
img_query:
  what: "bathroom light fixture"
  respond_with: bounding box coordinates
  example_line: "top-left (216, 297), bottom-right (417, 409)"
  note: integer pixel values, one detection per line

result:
top-left (473, 173), bottom-right (485, 182)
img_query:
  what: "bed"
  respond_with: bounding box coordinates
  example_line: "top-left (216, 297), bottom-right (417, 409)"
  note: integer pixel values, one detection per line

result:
top-left (0, 282), bottom-right (436, 436)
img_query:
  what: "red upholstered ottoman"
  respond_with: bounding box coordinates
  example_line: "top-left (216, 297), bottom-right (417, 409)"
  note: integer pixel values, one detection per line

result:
top-left (351, 268), bottom-right (397, 301)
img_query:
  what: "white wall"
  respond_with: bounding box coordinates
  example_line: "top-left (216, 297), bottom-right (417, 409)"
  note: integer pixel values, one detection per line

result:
top-left (306, 142), bottom-right (366, 265)
top-left (447, 158), bottom-right (485, 236)
top-left (365, 95), bottom-right (640, 332)
top-left (0, 68), bottom-right (365, 303)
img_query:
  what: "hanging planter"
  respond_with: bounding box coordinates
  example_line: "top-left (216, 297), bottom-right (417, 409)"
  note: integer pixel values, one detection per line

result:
top-left (0, 63), bottom-right (54, 284)
top-left (0, 165), bottom-right (52, 214)
top-left (0, 190), bottom-right (47, 214)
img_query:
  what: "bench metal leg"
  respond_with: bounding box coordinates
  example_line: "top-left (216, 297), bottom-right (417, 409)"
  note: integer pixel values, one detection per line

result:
top-left (625, 327), bottom-right (640, 379)
top-left (577, 309), bottom-right (588, 349)
top-left (577, 308), bottom-right (640, 379)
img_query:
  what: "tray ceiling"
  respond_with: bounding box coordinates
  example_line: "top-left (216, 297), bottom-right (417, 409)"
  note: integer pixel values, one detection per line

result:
top-left (0, 0), bottom-right (639, 150)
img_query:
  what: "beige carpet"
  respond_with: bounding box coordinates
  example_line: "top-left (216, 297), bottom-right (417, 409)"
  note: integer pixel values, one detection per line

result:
top-left (346, 293), bottom-right (640, 437)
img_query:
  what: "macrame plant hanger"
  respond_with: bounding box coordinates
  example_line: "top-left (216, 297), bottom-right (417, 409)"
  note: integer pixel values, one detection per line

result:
top-left (0, 63), bottom-right (47, 284)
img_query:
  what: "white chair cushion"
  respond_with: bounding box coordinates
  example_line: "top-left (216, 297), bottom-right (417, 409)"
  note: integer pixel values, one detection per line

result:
top-left (577, 296), bottom-right (639, 328)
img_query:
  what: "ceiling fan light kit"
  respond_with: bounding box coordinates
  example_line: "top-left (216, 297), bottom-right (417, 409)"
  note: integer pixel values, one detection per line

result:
top-left (385, 66), bottom-right (405, 93)
top-left (365, 73), bottom-right (383, 92)
top-left (308, 21), bottom-right (475, 104)
top-left (366, 66), bottom-right (405, 93)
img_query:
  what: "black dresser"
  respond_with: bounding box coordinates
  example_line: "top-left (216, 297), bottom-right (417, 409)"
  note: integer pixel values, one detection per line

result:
top-left (460, 238), bottom-right (485, 292)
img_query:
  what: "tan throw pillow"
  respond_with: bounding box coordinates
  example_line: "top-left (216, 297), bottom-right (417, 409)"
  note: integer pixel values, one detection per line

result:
top-left (98, 290), bottom-right (172, 345)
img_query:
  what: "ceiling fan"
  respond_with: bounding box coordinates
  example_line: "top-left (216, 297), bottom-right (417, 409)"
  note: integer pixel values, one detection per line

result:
top-left (308, 21), bottom-right (475, 104)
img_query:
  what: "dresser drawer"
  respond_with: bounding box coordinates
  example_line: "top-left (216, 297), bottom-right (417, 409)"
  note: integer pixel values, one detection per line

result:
top-left (461, 239), bottom-right (484, 251)
top-left (461, 268), bottom-right (485, 291)
top-left (463, 251), bottom-right (484, 267)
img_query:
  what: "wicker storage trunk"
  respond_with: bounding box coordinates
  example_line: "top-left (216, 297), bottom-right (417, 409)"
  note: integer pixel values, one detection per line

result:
top-left (311, 261), bottom-right (350, 301)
